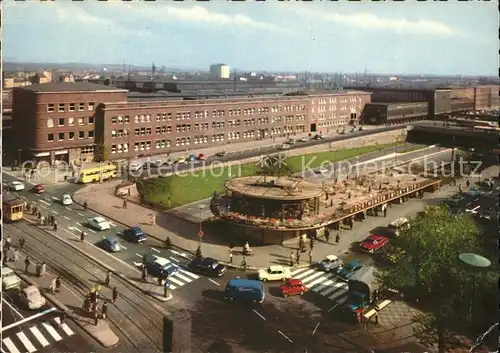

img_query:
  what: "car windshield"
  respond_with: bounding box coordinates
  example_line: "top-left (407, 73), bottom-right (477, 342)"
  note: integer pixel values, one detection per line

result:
top-left (26, 290), bottom-right (39, 301)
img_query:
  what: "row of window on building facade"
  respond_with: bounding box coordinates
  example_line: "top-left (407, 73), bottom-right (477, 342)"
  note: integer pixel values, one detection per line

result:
top-left (108, 104), bottom-right (309, 125)
top-left (47, 102), bottom-right (95, 113)
top-left (109, 125), bottom-right (307, 154)
top-left (47, 130), bottom-right (94, 142)
top-left (47, 116), bottom-right (94, 127)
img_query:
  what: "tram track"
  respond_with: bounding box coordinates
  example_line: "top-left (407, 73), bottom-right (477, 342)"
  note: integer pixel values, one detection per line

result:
top-left (4, 220), bottom-right (167, 353)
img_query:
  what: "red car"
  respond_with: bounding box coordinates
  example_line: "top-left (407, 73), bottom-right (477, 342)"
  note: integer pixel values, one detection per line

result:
top-left (359, 235), bottom-right (389, 254)
top-left (31, 184), bottom-right (45, 194)
top-left (280, 279), bottom-right (307, 297)
top-left (198, 153), bottom-right (207, 160)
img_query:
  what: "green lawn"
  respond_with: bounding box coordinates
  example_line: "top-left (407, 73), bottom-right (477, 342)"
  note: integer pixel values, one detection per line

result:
top-left (137, 142), bottom-right (412, 209)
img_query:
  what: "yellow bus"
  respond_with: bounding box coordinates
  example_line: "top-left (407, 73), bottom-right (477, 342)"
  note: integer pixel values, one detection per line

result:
top-left (77, 165), bottom-right (118, 184)
top-left (2, 193), bottom-right (26, 222)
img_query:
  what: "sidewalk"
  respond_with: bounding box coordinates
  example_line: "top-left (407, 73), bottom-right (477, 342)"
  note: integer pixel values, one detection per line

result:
top-left (73, 176), bottom-right (464, 272)
top-left (6, 247), bottom-right (120, 348)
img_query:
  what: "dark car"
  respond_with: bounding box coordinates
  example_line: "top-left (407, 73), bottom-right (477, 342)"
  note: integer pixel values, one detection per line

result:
top-left (214, 151), bottom-right (226, 157)
top-left (101, 236), bottom-right (122, 252)
top-left (122, 226), bottom-right (146, 243)
top-left (334, 260), bottom-right (362, 281)
top-left (31, 184), bottom-right (45, 194)
top-left (187, 257), bottom-right (226, 277)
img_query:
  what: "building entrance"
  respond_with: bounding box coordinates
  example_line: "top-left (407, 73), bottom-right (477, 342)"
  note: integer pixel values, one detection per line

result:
top-left (310, 123), bottom-right (317, 132)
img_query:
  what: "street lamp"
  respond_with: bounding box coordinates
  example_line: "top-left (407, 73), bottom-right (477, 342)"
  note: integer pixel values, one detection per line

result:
top-left (459, 253), bottom-right (491, 317)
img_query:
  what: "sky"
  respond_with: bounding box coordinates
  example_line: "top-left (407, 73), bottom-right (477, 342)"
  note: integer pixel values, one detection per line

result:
top-left (2, 0), bottom-right (498, 76)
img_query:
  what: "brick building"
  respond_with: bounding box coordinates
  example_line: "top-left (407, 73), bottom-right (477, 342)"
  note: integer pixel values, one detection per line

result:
top-left (11, 82), bottom-right (370, 163)
top-left (12, 82), bottom-right (127, 164)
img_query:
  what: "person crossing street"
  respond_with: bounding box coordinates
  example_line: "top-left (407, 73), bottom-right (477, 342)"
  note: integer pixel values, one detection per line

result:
top-left (24, 256), bottom-right (31, 273)
top-left (80, 231), bottom-right (85, 242)
top-left (112, 287), bottom-right (118, 304)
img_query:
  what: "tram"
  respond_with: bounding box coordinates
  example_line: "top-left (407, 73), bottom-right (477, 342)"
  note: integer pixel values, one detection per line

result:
top-left (2, 192), bottom-right (26, 222)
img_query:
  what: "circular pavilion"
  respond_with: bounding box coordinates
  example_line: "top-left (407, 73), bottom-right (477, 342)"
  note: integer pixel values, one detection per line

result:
top-left (210, 176), bottom-right (331, 245)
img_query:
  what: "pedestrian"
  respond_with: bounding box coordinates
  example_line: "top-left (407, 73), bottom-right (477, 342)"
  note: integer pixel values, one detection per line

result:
top-left (335, 233), bottom-right (340, 244)
top-left (458, 184), bottom-right (462, 192)
top-left (112, 287), bottom-right (118, 303)
top-left (40, 262), bottom-right (47, 277)
top-left (91, 299), bottom-right (98, 313)
top-left (59, 310), bottom-right (67, 327)
top-left (80, 231), bottom-right (85, 242)
top-left (289, 252), bottom-right (294, 267)
top-left (53, 221), bottom-right (58, 232)
top-left (296, 250), bottom-right (300, 264)
top-left (122, 199), bottom-right (127, 209)
top-left (12, 249), bottom-right (19, 263)
top-left (229, 251), bottom-right (233, 264)
top-left (383, 208), bottom-right (387, 217)
top-left (150, 214), bottom-right (155, 226)
top-left (298, 237), bottom-right (304, 251)
top-left (5, 236), bottom-right (12, 251)
top-left (105, 271), bottom-right (111, 286)
top-left (101, 302), bottom-right (108, 320)
top-left (141, 266), bottom-right (148, 282)
top-left (310, 237), bottom-right (314, 250)
top-left (83, 201), bottom-right (88, 211)
top-left (164, 236), bottom-right (172, 249)
top-left (349, 219), bottom-right (353, 230)
top-left (158, 271), bottom-right (163, 286)
top-left (55, 277), bottom-right (61, 293)
top-left (466, 179), bottom-right (470, 188)
top-left (241, 257), bottom-right (247, 272)
top-left (94, 310), bottom-right (99, 326)
top-left (24, 256), bottom-right (31, 273)
top-left (50, 277), bottom-right (57, 293)
top-left (309, 249), bottom-right (313, 264)
top-left (19, 237), bottom-right (25, 249)
top-left (324, 230), bottom-right (330, 243)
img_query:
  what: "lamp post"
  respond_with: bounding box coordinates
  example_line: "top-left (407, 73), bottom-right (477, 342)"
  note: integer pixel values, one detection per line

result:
top-left (458, 253), bottom-right (491, 318)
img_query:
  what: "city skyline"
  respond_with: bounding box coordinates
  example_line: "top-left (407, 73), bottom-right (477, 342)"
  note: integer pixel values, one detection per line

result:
top-left (2, 1), bottom-right (497, 76)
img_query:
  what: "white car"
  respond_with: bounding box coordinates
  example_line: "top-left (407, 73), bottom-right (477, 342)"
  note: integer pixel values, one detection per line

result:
top-left (61, 194), bottom-right (73, 205)
top-left (20, 286), bottom-right (46, 310)
top-left (87, 216), bottom-right (111, 231)
top-left (279, 144), bottom-right (291, 150)
top-left (314, 168), bottom-right (329, 175)
top-left (9, 181), bottom-right (25, 191)
top-left (2, 267), bottom-right (21, 291)
top-left (258, 265), bottom-right (292, 282)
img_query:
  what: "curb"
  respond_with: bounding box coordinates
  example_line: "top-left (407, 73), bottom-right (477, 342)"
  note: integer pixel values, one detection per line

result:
top-left (22, 216), bottom-right (175, 304)
top-left (15, 272), bottom-right (120, 349)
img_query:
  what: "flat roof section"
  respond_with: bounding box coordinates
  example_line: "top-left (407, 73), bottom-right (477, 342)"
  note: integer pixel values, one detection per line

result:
top-left (225, 176), bottom-right (324, 201)
top-left (16, 82), bottom-right (128, 93)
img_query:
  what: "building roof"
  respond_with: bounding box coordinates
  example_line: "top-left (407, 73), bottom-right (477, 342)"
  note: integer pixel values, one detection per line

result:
top-left (365, 101), bottom-right (428, 107)
top-left (15, 82), bottom-right (128, 93)
top-left (225, 176), bottom-right (323, 200)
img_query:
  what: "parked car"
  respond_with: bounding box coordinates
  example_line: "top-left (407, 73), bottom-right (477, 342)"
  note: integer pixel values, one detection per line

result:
top-left (318, 255), bottom-right (343, 272)
top-left (87, 216), bottom-right (111, 231)
top-left (313, 134), bottom-right (326, 140)
top-left (279, 143), bottom-right (291, 150)
top-left (2, 267), bottom-right (21, 291)
top-left (61, 194), bottom-right (73, 205)
top-left (286, 139), bottom-right (296, 145)
top-left (258, 265), bottom-right (291, 282)
top-left (187, 257), bottom-right (226, 277)
top-left (174, 157), bottom-right (186, 164)
top-left (198, 153), bottom-right (207, 160)
top-left (215, 151), bottom-right (226, 157)
top-left (359, 235), bottom-right (389, 254)
top-left (187, 154), bottom-right (197, 162)
top-left (388, 217), bottom-right (410, 236)
top-left (19, 286), bottom-right (46, 310)
top-left (121, 226), bottom-right (146, 243)
top-left (101, 235), bottom-right (122, 252)
top-left (31, 184), bottom-right (45, 194)
top-left (298, 138), bottom-right (308, 142)
top-left (280, 279), bottom-right (307, 297)
top-left (144, 255), bottom-right (179, 277)
top-left (335, 260), bottom-right (362, 281)
top-left (314, 168), bottom-right (329, 175)
top-left (9, 181), bottom-right (25, 191)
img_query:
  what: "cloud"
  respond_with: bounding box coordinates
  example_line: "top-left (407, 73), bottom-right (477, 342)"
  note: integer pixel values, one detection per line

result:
top-left (291, 7), bottom-right (460, 37)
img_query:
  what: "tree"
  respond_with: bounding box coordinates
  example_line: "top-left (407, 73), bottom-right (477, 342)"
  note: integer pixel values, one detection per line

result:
top-left (95, 144), bottom-right (110, 162)
top-left (376, 205), bottom-right (485, 353)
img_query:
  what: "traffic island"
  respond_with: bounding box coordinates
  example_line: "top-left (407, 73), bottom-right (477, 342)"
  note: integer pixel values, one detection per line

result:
top-left (127, 279), bottom-right (174, 302)
top-left (12, 265), bottom-right (120, 348)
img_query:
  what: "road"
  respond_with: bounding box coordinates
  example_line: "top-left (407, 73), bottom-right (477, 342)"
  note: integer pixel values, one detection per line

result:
top-left (3, 220), bottom-right (176, 352)
top-left (125, 124), bottom-right (406, 179)
top-left (3, 172), bottom-right (203, 294)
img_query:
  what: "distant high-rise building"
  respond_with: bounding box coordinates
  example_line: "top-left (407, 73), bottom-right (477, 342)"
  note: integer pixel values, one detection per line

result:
top-left (209, 64), bottom-right (230, 79)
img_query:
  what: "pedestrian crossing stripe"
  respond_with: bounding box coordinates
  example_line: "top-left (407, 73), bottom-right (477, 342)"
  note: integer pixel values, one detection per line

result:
top-left (132, 258), bottom-right (200, 291)
top-left (290, 267), bottom-right (349, 302)
top-left (1, 317), bottom-right (74, 353)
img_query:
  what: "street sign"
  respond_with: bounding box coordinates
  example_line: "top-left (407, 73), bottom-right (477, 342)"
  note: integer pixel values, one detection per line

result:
top-left (198, 231), bottom-right (204, 237)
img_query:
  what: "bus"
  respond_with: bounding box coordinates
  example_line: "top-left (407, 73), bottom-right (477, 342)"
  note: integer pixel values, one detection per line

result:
top-left (77, 165), bottom-right (118, 184)
top-left (2, 193), bottom-right (26, 222)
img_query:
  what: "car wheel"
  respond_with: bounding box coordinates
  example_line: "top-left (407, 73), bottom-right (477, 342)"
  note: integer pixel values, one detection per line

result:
top-left (325, 268), bottom-right (330, 273)
top-left (281, 278), bottom-right (286, 282)
top-left (262, 278), bottom-right (268, 282)
top-left (283, 293), bottom-right (288, 298)
top-left (300, 291), bottom-right (304, 296)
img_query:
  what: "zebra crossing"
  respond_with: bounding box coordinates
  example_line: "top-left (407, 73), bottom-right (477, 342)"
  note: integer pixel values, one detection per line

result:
top-left (290, 267), bottom-right (349, 303)
top-left (133, 256), bottom-right (200, 291)
top-left (2, 317), bottom-right (75, 353)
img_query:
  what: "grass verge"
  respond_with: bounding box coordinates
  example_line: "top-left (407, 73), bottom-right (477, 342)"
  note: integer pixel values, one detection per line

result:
top-left (138, 142), bottom-right (414, 209)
